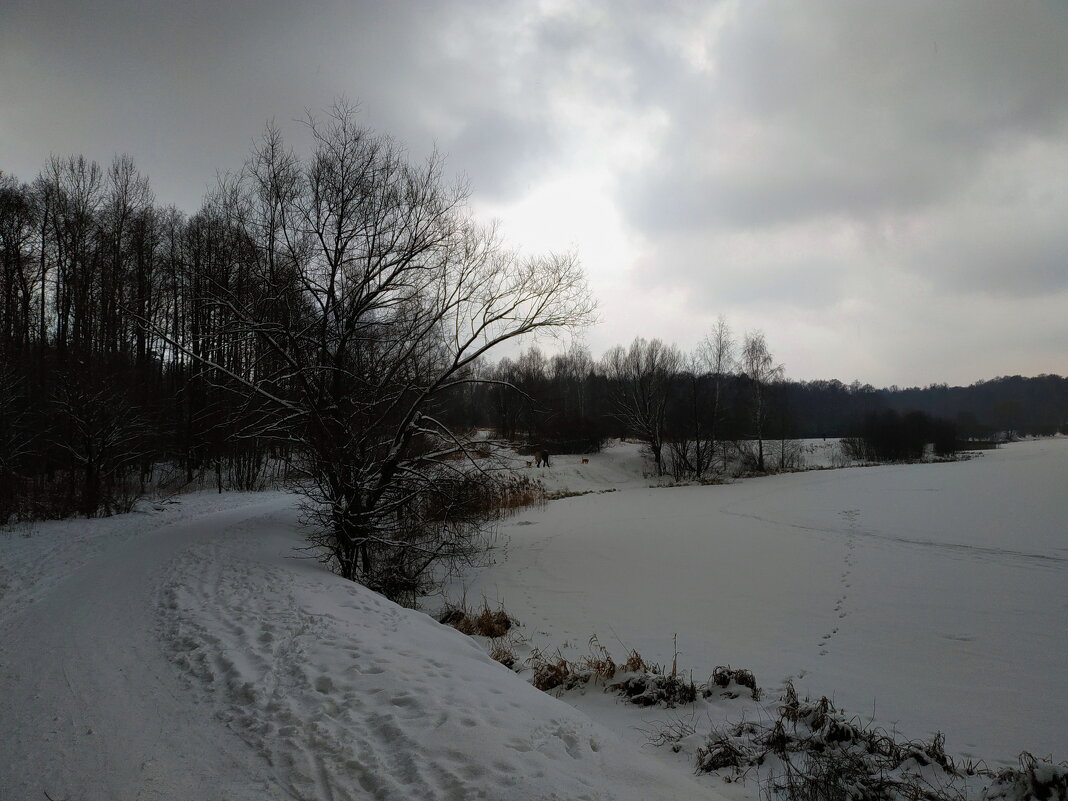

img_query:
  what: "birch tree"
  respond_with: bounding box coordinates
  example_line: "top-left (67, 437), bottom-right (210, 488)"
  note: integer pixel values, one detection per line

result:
top-left (741, 330), bottom-right (783, 473)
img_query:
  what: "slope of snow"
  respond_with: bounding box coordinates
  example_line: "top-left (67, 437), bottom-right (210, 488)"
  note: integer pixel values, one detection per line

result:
top-left (3, 439), bottom-right (1064, 800)
top-left (1, 488), bottom-right (726, 801)
top-left (0, 492), bottom-right (296, 801)
top-left (453, 439), bottom-right (1068, 769)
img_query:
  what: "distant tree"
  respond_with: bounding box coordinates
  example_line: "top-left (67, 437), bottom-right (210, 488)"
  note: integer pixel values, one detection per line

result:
top-left (740, 330), bottom-right (783, 472)
top-left (602, 337), bottom-right (681, 476)
top-left (699, 314), bottom-right (735, 471)
top-left (534, 343), bottom-right (605, 453)
top-left (49, 371), bottom-right (150, 516)
top-left (0, 175), bottom-right (37, 350)
top-left (665, 351), bottom-right (713, 480)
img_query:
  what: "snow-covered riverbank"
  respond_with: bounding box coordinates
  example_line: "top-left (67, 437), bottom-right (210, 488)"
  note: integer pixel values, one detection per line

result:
top-left (2, 438), bottom-right (1064, 799)
top-left (0, 489), bottom-right (723, 800)
top-left (451, 438), bottom-right (1068, 770)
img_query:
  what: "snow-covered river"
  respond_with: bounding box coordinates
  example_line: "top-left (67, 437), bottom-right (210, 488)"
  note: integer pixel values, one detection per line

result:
top-left (454, 438), bottom-right (1068, 766)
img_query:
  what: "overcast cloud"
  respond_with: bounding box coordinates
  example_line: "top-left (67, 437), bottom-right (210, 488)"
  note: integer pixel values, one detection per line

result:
top-left (2, 0), bottom-right (1065, 386)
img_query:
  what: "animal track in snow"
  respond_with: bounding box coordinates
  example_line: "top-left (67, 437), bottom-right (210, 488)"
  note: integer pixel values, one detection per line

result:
top-left (818, 510), bottom-right (862, 655)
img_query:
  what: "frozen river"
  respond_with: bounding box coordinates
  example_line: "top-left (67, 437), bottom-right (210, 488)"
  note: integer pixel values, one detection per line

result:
top-left (455, 438), bottom-right (1068, 766)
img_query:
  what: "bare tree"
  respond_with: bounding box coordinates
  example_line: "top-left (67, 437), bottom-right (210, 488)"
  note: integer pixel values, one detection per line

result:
top-left (40, 155), bottom-right (104, 356)
top-left (666, 350), bottom-right (715, 480)
top-left (740, 330), bottom-right (784, 473)
top-left (699, 314), bottom-right (736, 472)
top-left (602, 337), bottom-right (681, 476)
top-left (50, 375), bottom-right (150, 516)
top-left (102, 155), bottom-right (153, 360)
top-left (0, 175), bottom-right (38, 350)
top-left (153, 104), bottom-right (595, 600)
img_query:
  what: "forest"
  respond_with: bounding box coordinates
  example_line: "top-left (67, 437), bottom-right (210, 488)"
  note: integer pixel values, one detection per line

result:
top-left (2, 110), bottom-right (1066, 595)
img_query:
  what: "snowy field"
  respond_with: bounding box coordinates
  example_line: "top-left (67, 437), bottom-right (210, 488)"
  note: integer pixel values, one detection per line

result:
top-left (1, 438), bottom-right (1065, 799)
top-left (0, 490), bottom-right (723, 800)
top-left (451, 438), bottom-right (1068, 770)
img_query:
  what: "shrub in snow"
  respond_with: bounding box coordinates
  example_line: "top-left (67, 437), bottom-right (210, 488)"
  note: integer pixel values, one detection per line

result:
top-left (707, 665), bottom-right (761, 700)
top-left (610, 672), bottom-right (697, 708)
top-left (984, 754), bottom-right (1068, 801)
top-left (692, 681), bottom-right (1068, 801)
top-left (438, 601), bottom-right (515, 638)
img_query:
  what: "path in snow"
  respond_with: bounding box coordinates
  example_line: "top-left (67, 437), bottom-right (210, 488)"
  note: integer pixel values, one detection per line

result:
top-left (0, 494), bottom-right (295, 801)
top-left (1, 488), bottom-right (728, 801)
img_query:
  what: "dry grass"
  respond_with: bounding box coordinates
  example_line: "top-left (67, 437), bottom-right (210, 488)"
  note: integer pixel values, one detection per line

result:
top-left (526, 637), bottom-right (639, 692)
top-left (708, 665), bottom-right (761, 700)
top-left (527, 646), bottom-right (577, 692)
top-left (577, 636), bottom-right (616, 680)
top-left (620, 649), bottom-right (649, 673)
top-left (495, 476), bottom-right (548, 514)
top-left (519, 634), bottom-right (757, 712)
top-left (610, 672), bottom-right (697, 708)
top-left (691, 687), bottom-right (1068, 801)
top-left (488, 639), bottom-right (518, 669)
top-left (640, 710), bottom-right (699, 752)
top-left (696, 734), bottom-right (749, 773)
top-left (438, 599), bottom-right (515, 638)
top-left (545, 487), bottom-right (617, 501)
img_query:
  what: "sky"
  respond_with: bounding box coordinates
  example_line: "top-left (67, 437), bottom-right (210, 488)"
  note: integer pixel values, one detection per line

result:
top-left (2, 0), bottom-right (1066, 388)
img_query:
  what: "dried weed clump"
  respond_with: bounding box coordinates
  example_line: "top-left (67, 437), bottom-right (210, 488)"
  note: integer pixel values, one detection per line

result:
top-left (439, 598), bottom-right (525, 669)
top-left (986, 752), bottom-right (1068, 801)
top-left (527, 647), bottom-right (577, 692)
top-left (693, 682), bottom-right (1068, 801)
top-left (708, 665), bottom-right (761, 700)
top-left (488, 640), bottom-right (518, 669)
top-left (620, 649), bottom-right (649, 673)
top-left (696, 734), bottom-right (748, 773)
top-left (579, 636), bottom-right (617, 682)
top-left (438, 600), bottom-right (515, 638)
top-left (526, 637), bottom-right (622, 692)
top-left (519, 633), bottom-right (763, 714)
top-left (610, 672), bottom-right (697, 708)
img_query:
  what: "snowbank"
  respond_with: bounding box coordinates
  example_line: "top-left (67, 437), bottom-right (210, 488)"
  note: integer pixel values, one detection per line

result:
top-left (1, 489), bottom-right (724, 801)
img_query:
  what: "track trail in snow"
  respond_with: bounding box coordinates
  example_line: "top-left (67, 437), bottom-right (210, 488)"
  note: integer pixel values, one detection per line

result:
top-left (159, 508), bottom-right (723, 801)
top-left (817, 509), bottom-right (858, 657)
top-left (2, 485), bottom-right (726, 801)
top-left (0, 495), bottom-right (295, 801)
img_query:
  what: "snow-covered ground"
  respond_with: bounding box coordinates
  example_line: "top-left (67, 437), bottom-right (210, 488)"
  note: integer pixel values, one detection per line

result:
top-left (2, 438), bottom-right (1064, 800)
top-left (0, 489), bottom-right (724, 800)
top-left (453, 438), bottom-right (1068, 772)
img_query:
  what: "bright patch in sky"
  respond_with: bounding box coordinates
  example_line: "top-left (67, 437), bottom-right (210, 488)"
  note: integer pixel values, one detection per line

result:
top-left (2, 0), bottom-right (1066, 385)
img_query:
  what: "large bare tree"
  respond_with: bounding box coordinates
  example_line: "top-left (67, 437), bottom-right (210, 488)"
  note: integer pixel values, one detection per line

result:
top-left (154, 104), bottom-right (595, 600)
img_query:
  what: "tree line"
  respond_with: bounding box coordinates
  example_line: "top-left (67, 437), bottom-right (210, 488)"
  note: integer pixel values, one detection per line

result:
top-left (2, 107), bottom-right (1066, 599)
top-left (0, 105), bottom-right (596, 601)
top-left (468, 339), bottom-right (1067, 480)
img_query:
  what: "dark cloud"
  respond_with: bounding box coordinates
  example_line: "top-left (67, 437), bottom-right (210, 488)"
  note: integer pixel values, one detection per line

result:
top-left (0, 0), bottom-right (561, 207)
top-left (2, 0), bottom-right (1065, 385)
top-left (624, 1), bottom-right (1068, 230)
